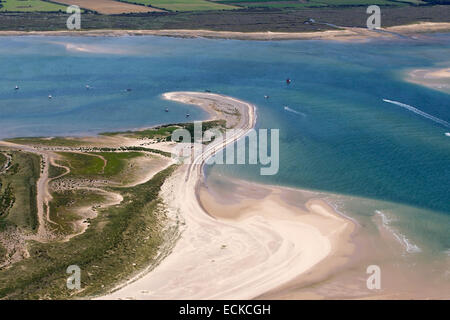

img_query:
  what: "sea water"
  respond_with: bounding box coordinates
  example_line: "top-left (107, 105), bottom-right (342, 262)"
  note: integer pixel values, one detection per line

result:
top-left (0, 35), bottom-right (449, 273)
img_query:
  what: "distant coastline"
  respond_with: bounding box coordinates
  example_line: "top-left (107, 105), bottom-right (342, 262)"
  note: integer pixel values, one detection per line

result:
top-left (0, 22), bottom-right (449, 41)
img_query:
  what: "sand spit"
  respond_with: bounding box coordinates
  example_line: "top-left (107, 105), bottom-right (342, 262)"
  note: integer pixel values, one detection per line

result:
top-left (100, 92), bottom-right (355, 300)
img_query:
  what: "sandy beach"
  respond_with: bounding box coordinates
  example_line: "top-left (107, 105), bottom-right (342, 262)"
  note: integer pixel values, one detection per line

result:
top-left (98, 92), bottom-right (355, 300)
top-left (0, 22), bottom-right (449, 41)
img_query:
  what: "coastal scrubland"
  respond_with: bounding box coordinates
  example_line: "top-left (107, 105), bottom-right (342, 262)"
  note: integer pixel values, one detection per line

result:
top-left (0, 122), bottom-right (198, 298)
top-left (103, 120), bottom-right (227, 143)
top-left (0, 151), bottom-right (40, 232)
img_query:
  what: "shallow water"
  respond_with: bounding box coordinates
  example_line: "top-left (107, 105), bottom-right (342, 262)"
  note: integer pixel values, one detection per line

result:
top-left (0, 34), bottom-right (449, 261)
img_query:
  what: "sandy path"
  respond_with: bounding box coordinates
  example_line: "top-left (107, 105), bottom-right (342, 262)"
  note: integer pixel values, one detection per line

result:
top-left (0, 152), bottom-right (12, 174)
top-left (0, 141), bottom-right (55, 239)
top-left (100, 92), bottom-right (353, 300)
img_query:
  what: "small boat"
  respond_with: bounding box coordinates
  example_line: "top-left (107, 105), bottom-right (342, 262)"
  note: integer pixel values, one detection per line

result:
top-left (186, 113), bottom-right (190, 118)
top-left (165, 108), bottom-right (169, 112)
top-left (205, 90), bottom-right (211, 93)
top-left (264, 95), bottom-right (269, 99)
top-left (286, 78), bottom-right (292, 85)
top-left (86, 85), bottom-right (90, 89)
top-left (15, 85), bottom-right (19, 90)
top-left (48, 95), bottom-right (53, 99)
top-left (126, 88), bottom-right (132, 92)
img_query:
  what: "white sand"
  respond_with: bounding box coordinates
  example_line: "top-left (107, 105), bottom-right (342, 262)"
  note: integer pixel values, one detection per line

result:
top-left (99, 92), bottom-right (354, 300)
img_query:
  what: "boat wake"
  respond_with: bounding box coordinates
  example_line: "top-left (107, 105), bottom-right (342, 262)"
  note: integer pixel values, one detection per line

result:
top-left (382, 99), bottom-right (450, 128)
top-left (284, 106), bottom-right (306, 117)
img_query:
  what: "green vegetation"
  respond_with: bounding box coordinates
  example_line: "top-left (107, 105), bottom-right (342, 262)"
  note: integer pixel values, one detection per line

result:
top-left (57, 151), bottom-right (143, 178)
top-left (0, 153), bottom-right (7, 169)
top-left (48, 163), bottom-right (67, 179)
top-left (0, 165), bottom-right (177, 299)
top-left (96, 152), bottom-right (143, 177)
top-left (216, 0), bottom-right (407, 9)
top-left (103, 120), bottom-right (226, 143)
top-left (1, 5), bottom-right (449, 32)
top-left (0, 151), bottom-right (40, 232)
top-left (103, 125), bottom-right (180, 140)
top-left (49, 189), bottom-right (108, 235)
top-left (57, 152), bottom-right (105, 177)
top-left (0, 0), bottom-right (67, 12)
top-left (0, 244), bottom-right (6, 264)
top-left (121, 0), bottom-right (238, 11)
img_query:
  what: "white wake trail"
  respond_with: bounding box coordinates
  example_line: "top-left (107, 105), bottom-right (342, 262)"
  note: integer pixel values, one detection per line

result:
top-left (383, 99), bottom-right (450, 128)
top-left (284, 106), bottom-right (306, 117)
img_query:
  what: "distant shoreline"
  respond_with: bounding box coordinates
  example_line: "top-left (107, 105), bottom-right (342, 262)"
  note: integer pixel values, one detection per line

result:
top-left (0, 22), bottom-right (449, 41)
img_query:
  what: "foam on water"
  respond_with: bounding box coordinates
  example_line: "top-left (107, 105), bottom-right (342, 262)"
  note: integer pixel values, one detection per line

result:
top-left (375, 210), bottom-right (422, 254)
top-left (382, 99), bottom-right (450, 128)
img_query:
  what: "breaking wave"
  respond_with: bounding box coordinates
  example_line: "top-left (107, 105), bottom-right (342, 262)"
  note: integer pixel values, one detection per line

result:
top-left (375, 210), bottom-right (422, 254)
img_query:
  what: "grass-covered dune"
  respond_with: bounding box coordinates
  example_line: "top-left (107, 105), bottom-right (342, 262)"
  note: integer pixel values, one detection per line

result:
top-left (0, 163), bottom-right (177, 299)
top-left (0, 151), bottom-right (40, 232)
top-left (0, 128), bottom-right (182, 298)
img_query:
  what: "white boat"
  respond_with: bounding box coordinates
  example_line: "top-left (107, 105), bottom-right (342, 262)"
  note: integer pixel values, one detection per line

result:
top-left (48, 95), bottom-right (53, 99)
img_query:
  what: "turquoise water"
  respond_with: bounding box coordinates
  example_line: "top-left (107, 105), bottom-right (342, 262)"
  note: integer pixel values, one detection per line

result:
top-left (0, 35), bottom-right (449, 255)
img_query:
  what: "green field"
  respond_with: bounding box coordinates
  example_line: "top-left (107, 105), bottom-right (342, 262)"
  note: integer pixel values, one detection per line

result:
top-left (58, 151), bottom-right (143, 178)
top-left (96, 152), bottom-right (143, 177)
top-left (0, 0), bottom-right (67, 12)
top-left (121, 0), bottom-right (238, 11)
